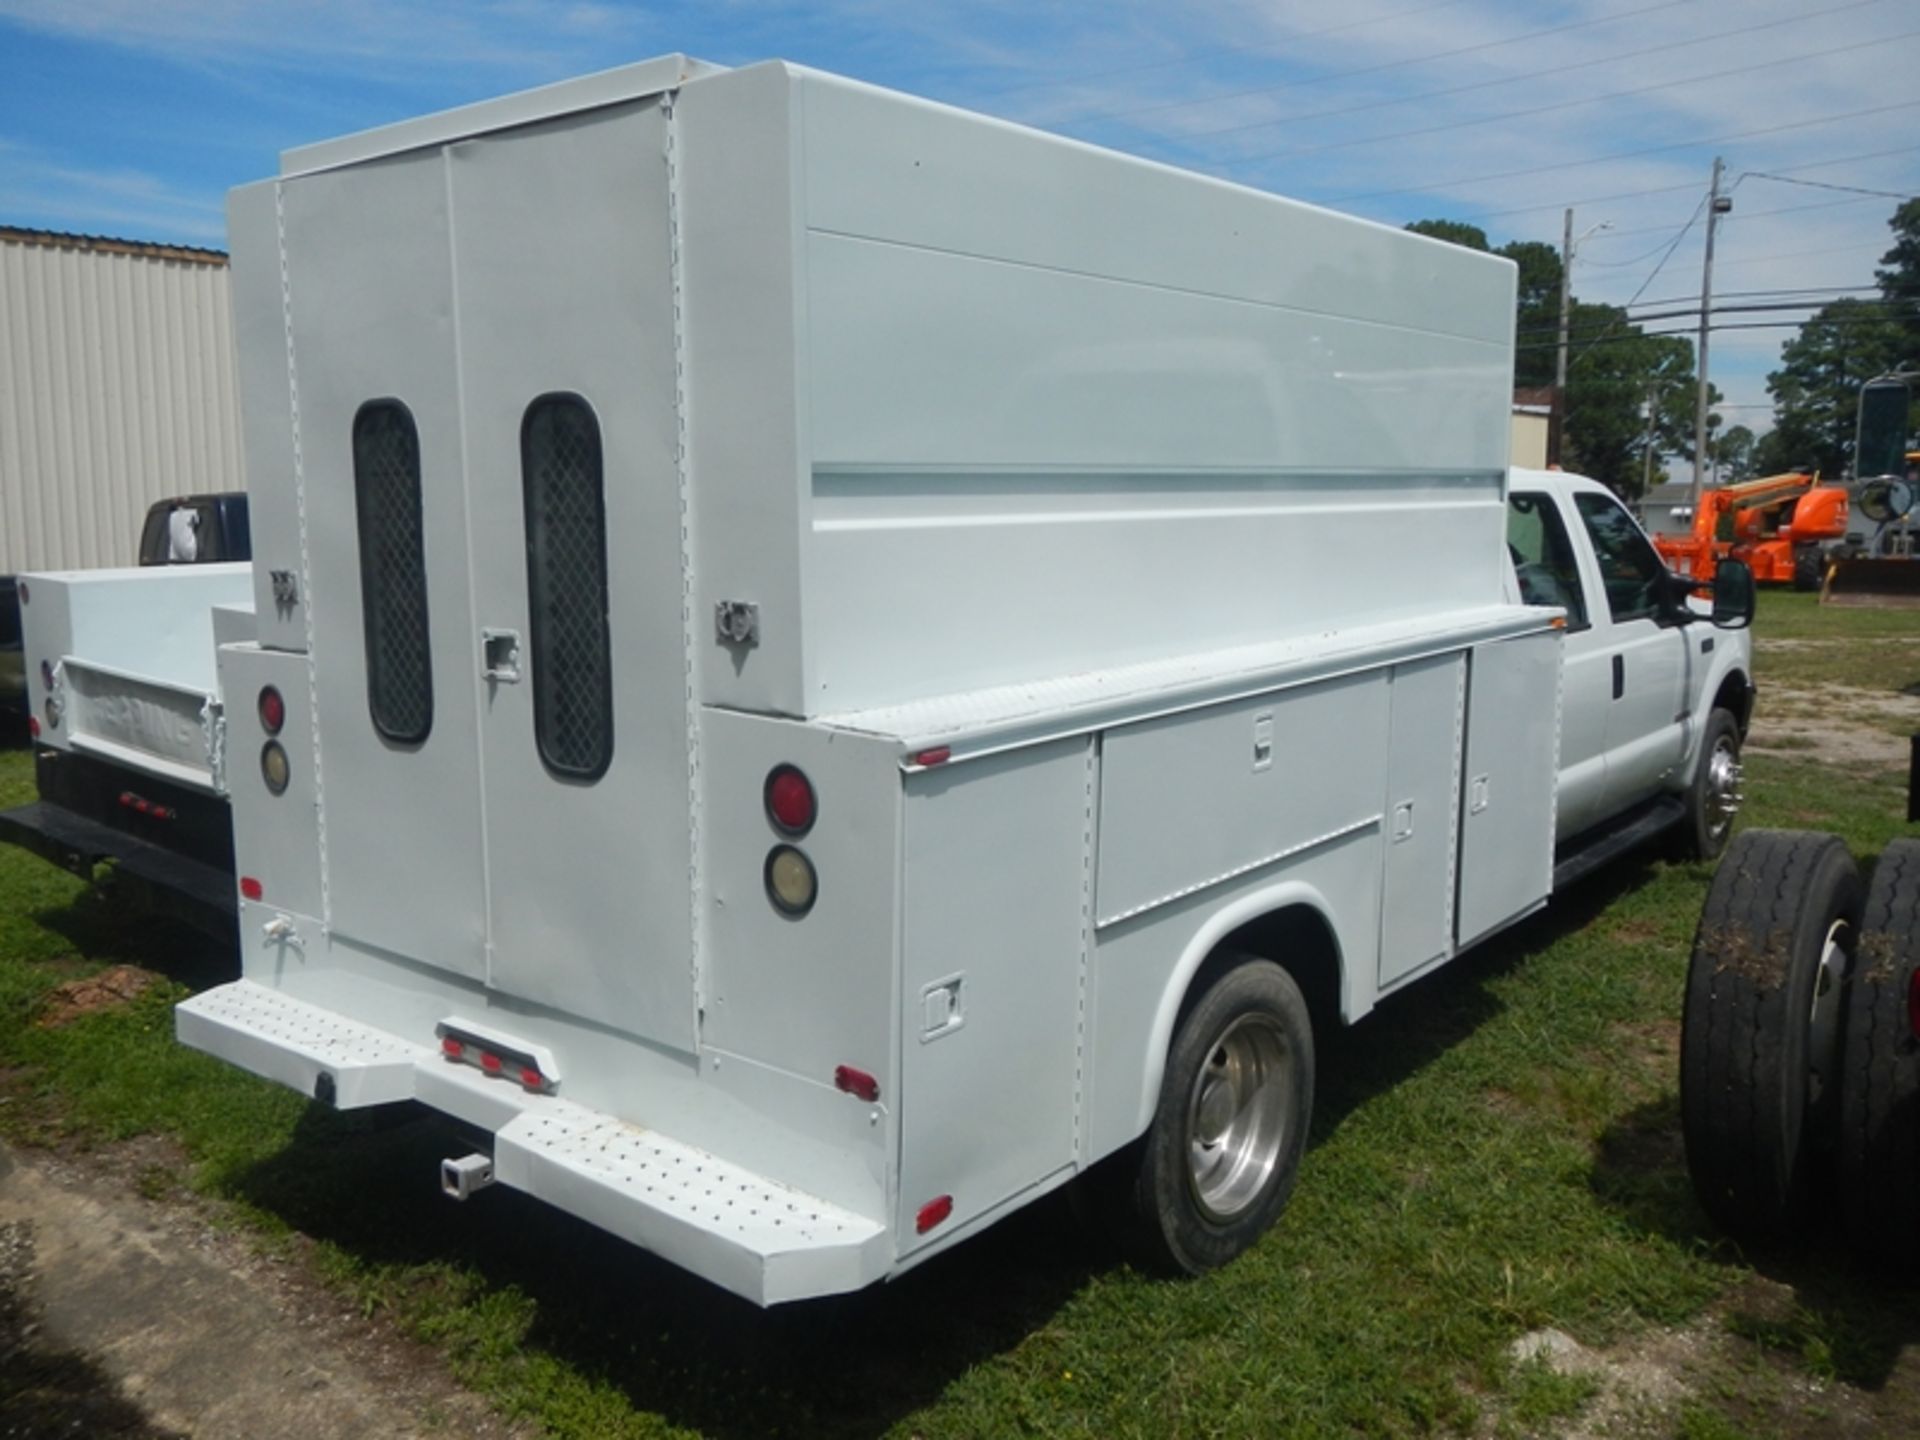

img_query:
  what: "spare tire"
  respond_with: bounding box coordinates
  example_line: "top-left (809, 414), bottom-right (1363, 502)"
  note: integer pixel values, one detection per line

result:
top-left (1681, 830), bottom-right (1862, 1249)
top-left (1838, 838), bottom-right (1920, 1275)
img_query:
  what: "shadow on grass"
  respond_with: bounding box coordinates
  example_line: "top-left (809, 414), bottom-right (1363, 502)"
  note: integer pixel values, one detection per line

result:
top-left (211, 851), bottom-right (1682, 1438)
top-left (1313, 852), bottom-right (1668, 1143)
top-left (1591, 1095), bottom-right (1920, 1393)
top-left (29, 882), bottom-right (236, 993)
top-left (233, 1105), bottom-right (1104, 1440)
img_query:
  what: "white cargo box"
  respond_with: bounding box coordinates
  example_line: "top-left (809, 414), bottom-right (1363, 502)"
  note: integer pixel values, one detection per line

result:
top-left (181, 55), bottom-right (1554, 1305)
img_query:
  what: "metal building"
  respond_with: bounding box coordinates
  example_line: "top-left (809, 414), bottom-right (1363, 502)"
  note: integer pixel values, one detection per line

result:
top-left (0, 227), bottom-right (244, 573)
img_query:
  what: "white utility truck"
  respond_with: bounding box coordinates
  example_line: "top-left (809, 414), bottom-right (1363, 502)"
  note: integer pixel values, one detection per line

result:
top-left (16, 57), bottom-right (1758, 1305)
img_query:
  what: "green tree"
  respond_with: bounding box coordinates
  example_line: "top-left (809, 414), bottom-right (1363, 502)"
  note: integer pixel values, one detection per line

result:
top-left (1561, 301), bottom-right (1706, 498)
top-left (1756, 298), bottom-right (1908, 479)
top-left (1406, 218), bottom-right (1491, 251)
top-left (1875, 196), bottom-right (1920, 353)
top-left (1715, 423), bottom-right (1757, 483)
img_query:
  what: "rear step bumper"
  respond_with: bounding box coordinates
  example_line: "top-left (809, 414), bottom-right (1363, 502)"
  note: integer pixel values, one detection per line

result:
top-left (175, 980), bottom-right (890, 1305)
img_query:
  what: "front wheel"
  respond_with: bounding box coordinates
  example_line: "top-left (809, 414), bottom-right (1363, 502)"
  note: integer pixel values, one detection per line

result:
top-left (1674, 707), bottom-right (1743, 861)
top-left (1109, 956), bottom-right (1314, 1275)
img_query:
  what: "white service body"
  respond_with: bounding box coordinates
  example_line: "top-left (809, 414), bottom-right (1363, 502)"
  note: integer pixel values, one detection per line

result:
top-left (163, 56), bottom-right (1735, 1305)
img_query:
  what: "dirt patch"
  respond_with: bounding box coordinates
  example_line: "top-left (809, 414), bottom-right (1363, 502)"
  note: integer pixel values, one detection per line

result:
top-left (36, 964), bottom-right (160, 1028)
top-left (0, 1139), bottom-right (529, 1439)
top-left (1747, 680), bottom-right (1920, 769)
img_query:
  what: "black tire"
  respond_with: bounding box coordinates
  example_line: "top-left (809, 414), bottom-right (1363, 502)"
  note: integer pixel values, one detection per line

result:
top-left (1672, 707), bottom-right (1743, 862)
top-left (1681, 830), bottom-right (1862, 1249)
top-left (1105, 955), bottom-right (1313, 1275)
top-left (1838, 838), bottom-right (1920, 1275)
top-left (1792, 546), bottom-right (1825, 593)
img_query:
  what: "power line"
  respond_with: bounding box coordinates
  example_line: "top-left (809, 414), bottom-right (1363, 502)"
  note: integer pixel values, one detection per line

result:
top-left (1228, 29), bottom-right (1917, 166)
top-left (1444, 143), bottom-right (1920, 223)
top-left (1739, 171), bottom-right (1916, 201)
top-left (1315, 99), bottom-right (1920, 204)
top-left (1111, 0), bottom-right (1703, 128)
top-left (1517, 309), bottom-right (1904, 354)
top-left (1581, 194), bottom-right (1889, 244)
top-left (1516, 295), bottom-right (1902, 339)
top-left (1169, 0), bottom-right (1893, 144)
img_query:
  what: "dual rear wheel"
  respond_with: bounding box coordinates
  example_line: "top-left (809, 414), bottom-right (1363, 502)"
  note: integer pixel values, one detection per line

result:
top-left (1680, 831), bottom-right (1919, 1272)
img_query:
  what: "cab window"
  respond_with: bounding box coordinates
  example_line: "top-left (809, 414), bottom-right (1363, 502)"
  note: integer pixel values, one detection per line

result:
top-left (1574, 492), bottom-right (1666, 624)
top-left (1506, 492), bottom-right (1589, 630)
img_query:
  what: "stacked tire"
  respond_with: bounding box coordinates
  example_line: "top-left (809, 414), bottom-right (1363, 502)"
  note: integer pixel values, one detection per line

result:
top-left (1680, 832), bottom-right (1918, 1273)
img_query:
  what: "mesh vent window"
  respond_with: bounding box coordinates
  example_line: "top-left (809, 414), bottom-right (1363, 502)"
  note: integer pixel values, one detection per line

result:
top-left (352, 400), bottom-right (433, 744)
top-left (522, 394), bottom-right (613, 781)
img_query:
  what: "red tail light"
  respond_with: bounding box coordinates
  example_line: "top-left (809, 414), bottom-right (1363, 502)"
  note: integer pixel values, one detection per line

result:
top-left (258, 686), bottom-right (286, 736)
top-left (765, 765), bottom-right (816, 835)
top-left (834, 1064), bottom-right (880, 1103)
top-left (916, 1195), bottom-right (954, 1234)
top-left (239, 876), bottom-right (264, 901)
top-left (27, 716), bottom-right (39, 738)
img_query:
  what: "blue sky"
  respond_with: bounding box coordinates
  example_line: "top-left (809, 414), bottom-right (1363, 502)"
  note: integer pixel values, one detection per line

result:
top-left (2, 0), bottom-right (1916, 433)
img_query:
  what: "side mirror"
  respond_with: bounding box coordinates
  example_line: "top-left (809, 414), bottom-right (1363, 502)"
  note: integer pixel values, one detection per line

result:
top-left (1711, 558), bottom-right (1756, 629)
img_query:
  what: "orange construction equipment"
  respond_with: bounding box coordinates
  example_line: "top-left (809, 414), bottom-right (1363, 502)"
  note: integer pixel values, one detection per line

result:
top-left (1653, 471), bottom-right (1853, 590)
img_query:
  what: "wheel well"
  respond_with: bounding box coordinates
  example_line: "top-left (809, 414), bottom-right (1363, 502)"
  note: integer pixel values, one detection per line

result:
top-left (1713, 669), bottom-right (1754, 736)
top-left (1198, 903), bottom-right (1344, 1031)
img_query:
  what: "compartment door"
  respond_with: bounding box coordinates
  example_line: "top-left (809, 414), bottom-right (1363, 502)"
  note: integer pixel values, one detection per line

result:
top-left (282, 151), bottom-right (489, 981)
top-left (1456, 632), bottom-right (1560, 948)
top-left (446, 104), bottom-right (694, 1050)
top-left (1378, 653), bottom-right (1466, 987)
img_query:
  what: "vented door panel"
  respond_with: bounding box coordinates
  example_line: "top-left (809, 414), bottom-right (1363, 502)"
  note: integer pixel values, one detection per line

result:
top-left (282, 151), bottom-right (488, 981)
top-left (446, 104), bottom-right (692, 1049)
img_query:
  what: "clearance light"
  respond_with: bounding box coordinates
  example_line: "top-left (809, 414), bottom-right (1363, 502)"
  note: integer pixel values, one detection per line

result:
top-left (834, 1064), bottom-right (880, 1103)
top-left (916, 1195), bottom-right (954, 1234)
top-left (434, 1023), bottom-right (557, 1093)
top-left (913, 746), bottom-right (951, 767)
top-left (765, 845), bottom-right (817, 917)
top-left (441, 1036), bottom-right (465, 1059)
top-left (480, 1052), bottom-right (503, 1075)
top-left (258, 685), bottom-right (286, 736)
top-left (519, 1066), bottom-right (545, 1090)
top-left (240, 876), bottom-right (264, 901)
top-left (261, 740), bottom-right (290, 794)
top-left (764, 765), bottom-right (816, 835)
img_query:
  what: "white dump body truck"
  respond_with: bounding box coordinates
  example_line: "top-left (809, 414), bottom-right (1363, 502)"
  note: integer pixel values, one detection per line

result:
top-left (148, 56), bottom-right (1754, 1304)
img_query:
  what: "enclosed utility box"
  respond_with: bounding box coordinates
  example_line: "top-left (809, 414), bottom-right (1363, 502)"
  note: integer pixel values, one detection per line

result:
top-left (179, 55), bottom-right (1556, 1304)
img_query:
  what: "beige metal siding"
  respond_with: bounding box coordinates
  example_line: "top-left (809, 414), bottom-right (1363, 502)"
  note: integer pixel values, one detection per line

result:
top-left (0, 233), bottom-right (244, 573)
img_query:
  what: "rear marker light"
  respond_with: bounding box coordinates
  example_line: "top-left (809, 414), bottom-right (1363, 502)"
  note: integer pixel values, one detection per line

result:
top-left (239, 876), bottom-right (264, 901)
top-left (834, 1064), bottom-right (880, 1103)
top-left (913, 746), bottom-right (951, 767)
top-left (765, 844), bottom-right (818, 917)
top-left (261, 740), bottom-right (290, 795)
top-left (435, 1024), bottom-right (558, 1093)
top-left (258, 685), bottom-right (286, 736)
top-left (27, 716), bottom-right (39, 738)
top-left (765, 765), bottom-right (816, 836)
top-left (916, 1195), bottom-right (954, 1234)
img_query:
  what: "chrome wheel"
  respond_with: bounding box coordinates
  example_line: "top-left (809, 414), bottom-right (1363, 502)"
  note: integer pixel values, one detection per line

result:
top-left (1185, 1012), bottom-right (1295, 1222)
top-left (1704, 735), bottom-right (1742, 846)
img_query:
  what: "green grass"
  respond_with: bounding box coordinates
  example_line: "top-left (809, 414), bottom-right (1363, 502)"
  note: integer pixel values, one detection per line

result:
top-left (1749, 589), bottom-right (1920, 693)
top-left (0, 592), bottom-right (1916, 1437)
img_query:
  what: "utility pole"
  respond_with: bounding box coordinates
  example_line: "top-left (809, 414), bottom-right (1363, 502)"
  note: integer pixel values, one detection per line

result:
top-left (1690, 156), bottom-right (1730, 515)
top-left (1642, 382), bottom-right (1659, 499)
top-left (1553, 207), bottom-right (1573, 467)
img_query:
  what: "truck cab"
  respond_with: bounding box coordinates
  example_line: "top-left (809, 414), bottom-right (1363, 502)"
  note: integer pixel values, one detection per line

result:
top-left (1507, 468), bottom-right (1754, 875)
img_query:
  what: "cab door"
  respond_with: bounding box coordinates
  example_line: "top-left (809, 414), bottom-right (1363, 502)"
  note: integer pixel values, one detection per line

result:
top-left (1507, 489), bottom-right (1608, 840)
top-left (1569, 490), bottom-right (1690, 815)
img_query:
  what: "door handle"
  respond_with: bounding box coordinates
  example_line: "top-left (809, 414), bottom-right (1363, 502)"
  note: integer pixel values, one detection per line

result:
top-left (1612, 654), bottom-right (1625, 700)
